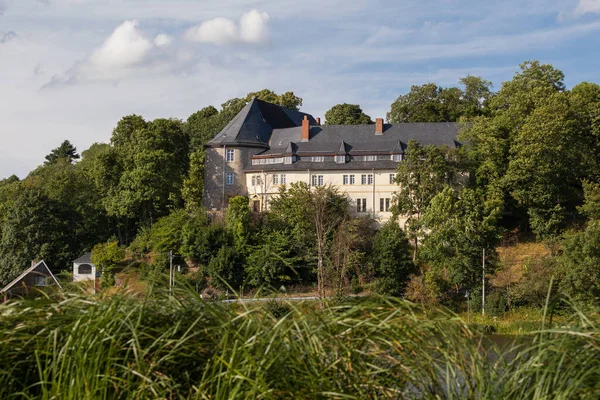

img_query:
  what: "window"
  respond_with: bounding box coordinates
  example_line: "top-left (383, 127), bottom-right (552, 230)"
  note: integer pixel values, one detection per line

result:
top-left (343, 175), bottom-right (349, 185)
top-left (281, 174), bottom-right (287, 184)
top-left (364, 155), bottom-right (377, 161)
top-left (311, 156), bottom-right (325, 162)
top-left (312, 175), bottom-right (317, 186)
top-left (392, 154), bottom-right (403, 162)
top-left (226, 149), bottom-right (235, 162)
top-left (252, 176), bottom-right (256, 186)
top-left (356, 198), bottom-right (367, 213)
top-left (350, 175), bottom-right (355, 185)
top-left (361, 175), bottom-right (367, 185)
top-left (78, 264), bottom-right (92, 275)
top-left (380, 198), bottom-right (391, 212)
top-left (256, 176), bottom-right (262, 185)
top-left (312, 175), bottom-right (324, 186)
top-left (226, 173), bottom-right (234, 185)
top-left (368, 174), bottom-right (374, 185)
top-left (33, 275), bottom-right (49, 286)
top-left (273, 174), bottom-right (279, 185)
top-left (335, 155), bottom-right (346, 164)
top-left (389, 174), bottom-right (396, 184)
top-left (318, 175), bottom-right (324, 186)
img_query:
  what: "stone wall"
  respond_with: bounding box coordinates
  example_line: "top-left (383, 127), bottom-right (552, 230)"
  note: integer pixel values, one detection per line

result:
top-left (202, 146), bottom-right (264, 210)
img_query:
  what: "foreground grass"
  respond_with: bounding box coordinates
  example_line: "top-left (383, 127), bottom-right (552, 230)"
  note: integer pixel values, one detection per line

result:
top-left (1, 289), bottom-right (600, 399)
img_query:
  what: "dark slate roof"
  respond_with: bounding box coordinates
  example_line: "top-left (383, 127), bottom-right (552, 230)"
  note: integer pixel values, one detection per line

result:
top-left (73, 253), bottom-right (92, 264)
top-left (207, 98), bottom-right (317, 147)
top-left (246, 159), bottom-right (400, 172)
top-left (262, 123), bottom-right (460, 156)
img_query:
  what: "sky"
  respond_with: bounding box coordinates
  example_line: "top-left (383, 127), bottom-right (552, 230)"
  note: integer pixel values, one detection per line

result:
top-left (1, 0), bottom-right (600, 179)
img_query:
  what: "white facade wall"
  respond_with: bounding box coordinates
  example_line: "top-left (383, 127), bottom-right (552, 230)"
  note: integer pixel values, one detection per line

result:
top-left (245, 169), bottom-right (407, 226)
top-left (73, 262), bottom-right (97, 282)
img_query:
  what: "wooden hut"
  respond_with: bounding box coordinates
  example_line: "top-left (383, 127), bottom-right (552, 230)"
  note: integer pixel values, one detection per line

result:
top-left (1, 260), bottom-right (62, 301)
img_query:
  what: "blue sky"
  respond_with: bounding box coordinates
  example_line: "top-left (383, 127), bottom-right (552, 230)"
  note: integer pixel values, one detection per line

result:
top-left (1, 0), bottom-right (599, 178)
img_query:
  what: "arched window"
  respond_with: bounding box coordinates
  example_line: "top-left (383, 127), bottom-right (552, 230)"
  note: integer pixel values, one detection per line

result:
top-left (78, 264), bottom-right (92, 274)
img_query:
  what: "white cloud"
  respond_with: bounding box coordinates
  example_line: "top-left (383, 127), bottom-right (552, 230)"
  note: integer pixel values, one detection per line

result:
top-left (574, 0), bottom-right (600, 15)
top-left (185, 9), bottom-right (270, 45)
top-left (154, 33), bottom-right (172, 47)
top-left (87, 20), bottom-right (153, 71)
top-left (239, 10), bottom-right (270, 43)
top-left (46, 20), bottom-right (170, 85)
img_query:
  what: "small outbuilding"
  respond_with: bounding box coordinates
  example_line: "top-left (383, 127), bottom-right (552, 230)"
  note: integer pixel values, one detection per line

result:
top-left (1, 260), bottom-right (62, 301)
top-left (73, 253), bottom-right (98, 282)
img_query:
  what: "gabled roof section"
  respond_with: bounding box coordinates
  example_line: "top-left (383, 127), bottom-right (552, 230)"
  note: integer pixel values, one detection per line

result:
top-left (284, 141), bottom-right (298, 155)
top-left (73, 252), bottom-right (92, 264)
top-left (207, 98), bottom-right (316, 148)
top-left (391, 140), bottom-right (405, 154)
top-left (336, 141), bottom-right (350, 154)
top-left (1, 260), bottom-right (62, 293)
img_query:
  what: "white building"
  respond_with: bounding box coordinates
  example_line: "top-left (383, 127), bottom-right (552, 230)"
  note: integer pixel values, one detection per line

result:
top-left (72, 253), bottom-right (97, 282)
top-left (202, 98), bottom-right (462, 223)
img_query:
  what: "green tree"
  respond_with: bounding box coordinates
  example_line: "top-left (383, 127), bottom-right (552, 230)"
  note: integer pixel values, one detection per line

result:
top-left (420, 187), bottom-right (501, 291)
top-left (459, 61), bottom-right (578, 237)
top-left (97, 117), bottom-right (190, 231)
top-left (207, 245), bottom-right (245, 290)
top-left (459, 75), bottom-right (494, 118)
top-left (371, 221), bottom-right (415, 296)
top-left (0, 187), bottom-right (74, 285)
top-left (270, 183), bottom-right (349, 298)
top-left (387, 78), bottom-right (492, 123)
top-left (225, 196), bottom-right (252, 252)
top-left (392, 140), bottom-right (457, 259)
top-left (44, 140), bottom-right (80, 165)
top-left (181, 213), bottom-right (226, 266)
top-left (558, 221), bottom-right (600, 307)
top-left (182, 150), bottom-right (205, 211)
top-left (330, 216), bottom-right (376, 294)
top-left (245, 89), bottom-right (303, 110)
top-left (91, 240), bottom-right (125, 289)
top-left (579, 180), bottom-right (600, 220)
top-left (324, 103), bottom-right (373, 125)
top-left (504, 92), bottom-right (582, 240)
top-left (246, 228), bottom-right (298, 287)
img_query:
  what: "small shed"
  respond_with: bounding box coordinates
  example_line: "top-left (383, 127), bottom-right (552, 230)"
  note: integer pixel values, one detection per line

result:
top-left (73, 253), bottom-right (97, 282)
top-left (1, 260), bottom-right (62, 301)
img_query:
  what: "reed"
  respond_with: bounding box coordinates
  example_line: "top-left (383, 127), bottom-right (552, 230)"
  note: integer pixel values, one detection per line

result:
top-left (1, 287), bottom-right (599, 399)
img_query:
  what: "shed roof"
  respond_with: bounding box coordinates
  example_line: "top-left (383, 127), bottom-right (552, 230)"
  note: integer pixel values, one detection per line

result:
top-left (73, 252), bottom-right (92, 264)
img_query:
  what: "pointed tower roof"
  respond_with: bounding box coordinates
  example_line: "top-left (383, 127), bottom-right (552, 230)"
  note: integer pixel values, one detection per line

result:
top-left (207, 98), bottom-right (316, 148)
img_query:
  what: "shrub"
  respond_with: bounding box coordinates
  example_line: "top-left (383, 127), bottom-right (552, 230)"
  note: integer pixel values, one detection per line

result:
top-left (263, 300), bottom-right (292, 319)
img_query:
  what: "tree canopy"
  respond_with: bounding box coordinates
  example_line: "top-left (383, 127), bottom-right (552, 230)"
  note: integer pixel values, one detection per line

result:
top-left (324, 103), bottom-right (373, 125)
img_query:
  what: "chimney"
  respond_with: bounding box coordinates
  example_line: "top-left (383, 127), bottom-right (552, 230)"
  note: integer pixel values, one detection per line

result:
top-left (302, 115), bottom-right (310, 142)
top-left (315, 117), bottom-right (321, 125)
top-left (375, 118), bottom-right (384, 135)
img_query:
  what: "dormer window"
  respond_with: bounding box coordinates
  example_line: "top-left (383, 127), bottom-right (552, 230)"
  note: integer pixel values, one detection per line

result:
top-left (335, 155), bottom-right (346, 164)
top-left (392, 154), bottom-right (403, 162)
